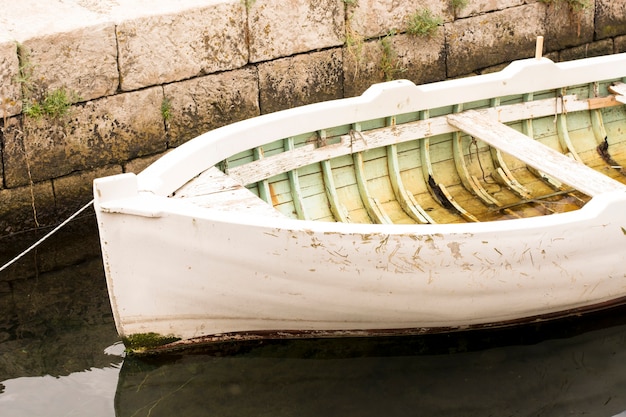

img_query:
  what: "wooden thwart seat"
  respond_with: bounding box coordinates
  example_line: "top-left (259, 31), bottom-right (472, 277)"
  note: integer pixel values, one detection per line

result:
top-left (447, 111), bottom-right (626, 197)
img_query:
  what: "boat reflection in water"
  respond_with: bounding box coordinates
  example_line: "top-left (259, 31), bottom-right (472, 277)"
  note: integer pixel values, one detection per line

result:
top-left (116, 307), bottom-right (626, 417)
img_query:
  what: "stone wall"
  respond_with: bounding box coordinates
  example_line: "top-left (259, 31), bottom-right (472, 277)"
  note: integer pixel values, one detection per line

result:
top-left (1, 0), bottom-right (625, 236)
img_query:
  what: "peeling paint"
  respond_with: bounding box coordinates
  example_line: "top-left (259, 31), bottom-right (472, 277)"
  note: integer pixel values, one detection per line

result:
top-left (447, 241), bottom-right (463, 259)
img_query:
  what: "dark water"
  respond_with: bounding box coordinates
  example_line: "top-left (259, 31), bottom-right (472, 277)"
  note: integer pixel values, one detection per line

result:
top-left (2, 213), bottom-right (626, 417)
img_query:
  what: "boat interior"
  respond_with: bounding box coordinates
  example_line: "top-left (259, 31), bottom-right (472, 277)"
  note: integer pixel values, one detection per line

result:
top-left (174, 79), bottom-right (626, 225)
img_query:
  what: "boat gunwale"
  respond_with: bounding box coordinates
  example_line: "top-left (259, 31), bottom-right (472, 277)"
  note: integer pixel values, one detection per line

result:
top-left (134, 54), bottom-right (626, 198)
top-left (98, 185), bottom-right (626, 240)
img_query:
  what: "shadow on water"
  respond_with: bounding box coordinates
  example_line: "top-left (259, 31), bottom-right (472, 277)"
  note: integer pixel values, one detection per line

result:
top-left (2, 212), bottom-right (626, 417)
top-left (0, 214), bottom-right (118, 378)
top-left (116, 307), bottom-right (626, 417)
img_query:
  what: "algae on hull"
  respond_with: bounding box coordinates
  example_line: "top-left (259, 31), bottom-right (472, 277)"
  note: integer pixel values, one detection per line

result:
top-left (123, 332), bottom-right (181, 353)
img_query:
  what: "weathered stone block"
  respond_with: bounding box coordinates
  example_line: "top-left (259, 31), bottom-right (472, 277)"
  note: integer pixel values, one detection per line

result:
top-left (344, 31), bottom-right (446, 97)
top-left (446, 3), bottom-right (546, 77)
top-left (0, 39), bottom-right (20, 118)
top-left (346, 0), bottom-right (452, 40)
top-left (558, 39), bottom-right (614, 61)
top-left (21, 23), bottom-right (118, 103)
top-left (258, 49), bottom-right (343, 114)
top-left (595, 0), bottom-right (626, 39)
top-left (52, 165), bottom-right (121, 220)
top-left (455, 0), bottom-right (525, 18)
top-left (117, 1), bottom-right (247, 91)
top-left (249, 0), bottom-right (344, 62)
top-left (4, 87), bottom-right (165, 187)
top-left (616, 35), bottom-right (626, 53)
top-left (125, 152), bottom-right (165, 174)
top-left (0, 182), bottom-right (55, 235)
top-left (164, 68), bottom-right (260, 147)
top-left (543, 0), bottom-right (594, 51)
top-left (0, 116), bottom-right (22, 190)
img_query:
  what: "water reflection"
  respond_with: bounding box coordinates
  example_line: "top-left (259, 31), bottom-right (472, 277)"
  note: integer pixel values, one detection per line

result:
top-left (0, 216), bottom-right (117, 376)
top-left (0, 215), bottom-right (122, 416)
top-left (1, 363), bottom-right (121, 417)
top-left (116, 310), bottom-right (626, 417)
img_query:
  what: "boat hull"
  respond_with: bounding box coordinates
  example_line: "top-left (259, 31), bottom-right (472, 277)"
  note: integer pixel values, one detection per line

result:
top-left (96, 179), bottom-right (626, 346)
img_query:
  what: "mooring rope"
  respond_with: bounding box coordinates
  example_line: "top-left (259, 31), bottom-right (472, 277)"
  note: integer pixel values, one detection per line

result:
top-left (0, 199), bottom-right (94, 273)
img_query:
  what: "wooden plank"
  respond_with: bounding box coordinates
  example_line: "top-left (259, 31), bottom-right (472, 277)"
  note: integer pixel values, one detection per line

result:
top-left (588, 95), bottom-right (621, 109)
top-left (609, 82), bottom-right (626, 103)
top-left (228, 94), bottom-right (620, 186)
top-left (285, 137), bottom-right (307, 220)
top-left (447, 111), bottom-right (626, 197)
top-left (174, 167), bottom-right (286, 217)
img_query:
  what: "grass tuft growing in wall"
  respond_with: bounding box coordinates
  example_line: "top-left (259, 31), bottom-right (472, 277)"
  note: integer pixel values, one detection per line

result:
top-left (16, 43), bottom-right (80, 121)
top-left (23, 88), bottom-right (77, 120)
top-left (406, 9), bottom-right (443, 37)
top-left (379, 31), bottom-right (406, 81)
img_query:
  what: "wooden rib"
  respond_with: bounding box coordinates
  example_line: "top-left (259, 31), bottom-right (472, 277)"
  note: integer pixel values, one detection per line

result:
top-left (388, 143), bottom-right (434, 223)
top-left (590, 84), bottom-right (609, 146)
top-left (351, 122), bottom-right (391, 224)
top-left (253, 146), bottom-right (273, 204)
top-left (452, 104), bottom-right (501, 207)
top-left (521, 93), bottom-right (566, 190)
top-left (447, 111), bottom-right (626, 197)
top-left (556, 89), bottom-right (583, 162)
top-left (353, 150), bottom-right (392, 224)
top-left (318, 130), bottom-right (349, 222)
top-left (523, 93), bottom-right (585, 209)
top-left (321, 160), bottom-right (349, 222)
top-left (419, 110), bottom-right (479, 222)
top-left (285, 137), bottom-right (307, 220)
top-left (384, 115), bottom-right (433, 223)
top-left (487, 98), bottom-right (533, 199)
top-left (590, 83), bottom-right (626, 176)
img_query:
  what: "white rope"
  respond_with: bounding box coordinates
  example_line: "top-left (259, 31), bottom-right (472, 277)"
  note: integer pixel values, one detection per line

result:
top-left (0, 199), bottom-right (94, 273)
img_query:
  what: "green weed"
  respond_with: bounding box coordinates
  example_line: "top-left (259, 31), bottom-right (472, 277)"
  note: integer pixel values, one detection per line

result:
top-left (379, 31), bottom-right (406, 81)
top-left (406, 9), bottom-right (443, 37)
top-left (16, 43), bottom-right (80, 121)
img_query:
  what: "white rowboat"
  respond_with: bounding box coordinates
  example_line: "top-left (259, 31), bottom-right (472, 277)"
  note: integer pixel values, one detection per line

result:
top-left (94, 52), bottom-right (626, 353)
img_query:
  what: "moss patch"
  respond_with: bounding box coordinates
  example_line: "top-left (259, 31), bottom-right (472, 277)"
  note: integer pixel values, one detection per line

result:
top-left (123, 332), bottom-right (181, 353)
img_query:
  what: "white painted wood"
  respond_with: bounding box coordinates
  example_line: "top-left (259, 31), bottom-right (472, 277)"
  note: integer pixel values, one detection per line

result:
top-left (610, 81), bottom-right (626, 104)
top-left (174, 167), bottom-right (285, 217)
top-left (447, 111), bottom-right (625, 197)
top-left (93, 53), bottom-right (626, 351)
